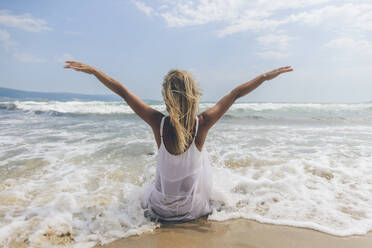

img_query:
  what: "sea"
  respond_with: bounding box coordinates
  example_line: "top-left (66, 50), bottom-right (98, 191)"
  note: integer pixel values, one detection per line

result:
top-left (1, 100), bottom-right (372, 247)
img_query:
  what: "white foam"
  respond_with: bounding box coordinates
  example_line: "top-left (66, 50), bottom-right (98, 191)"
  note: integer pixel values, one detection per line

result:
top-left (205, 123), bottom-right (372, 236)
top-left (0, 160), bottom-right (159, 247)
top-left (0, 101), bottom-right (165, 115)
top-left (1, 101), bottom-right (372, 118)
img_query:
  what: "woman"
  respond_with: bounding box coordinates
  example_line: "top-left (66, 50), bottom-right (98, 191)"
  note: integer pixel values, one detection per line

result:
top-left (64, 61), bottom-right (293, 221)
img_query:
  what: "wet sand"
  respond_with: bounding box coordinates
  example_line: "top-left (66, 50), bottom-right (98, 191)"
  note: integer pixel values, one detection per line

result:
top-left (97, 218), bottom-right (372, 248)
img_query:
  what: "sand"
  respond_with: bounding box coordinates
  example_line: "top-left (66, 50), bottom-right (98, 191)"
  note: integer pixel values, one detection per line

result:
top-left (96, 218), bottom-right (372, 248)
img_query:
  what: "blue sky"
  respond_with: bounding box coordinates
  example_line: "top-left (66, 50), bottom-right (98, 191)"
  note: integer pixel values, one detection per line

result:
top-left (0, 0), bottom-right (371, 102)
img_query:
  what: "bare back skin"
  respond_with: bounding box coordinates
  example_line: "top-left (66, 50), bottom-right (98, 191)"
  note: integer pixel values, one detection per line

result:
top-left (157, 115), bottom-right (205, 154)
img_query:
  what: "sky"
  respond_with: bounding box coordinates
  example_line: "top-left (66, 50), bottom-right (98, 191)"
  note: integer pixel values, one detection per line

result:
top-left (0, 0), bottom-right (371, 102)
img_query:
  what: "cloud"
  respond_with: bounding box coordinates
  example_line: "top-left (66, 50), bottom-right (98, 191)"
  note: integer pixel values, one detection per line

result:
top-left (155, 0), bottom-right (332, 28)
top-left (217, 18), bottom-right (284, 37)
top-left (256, 33), bottom-right (293, 59)
top-left (131, 0), bottom-right (330, 33)
top-left (254, 0), bottom-right (332, 11)
top-left (0, 10), bottom-right (51, 62)
top-left (287, 3), bottom-right (372, 31)
top-left (13, 52), bottom-right (47, 63)
top-left (132, 1), bottom-right (372, 37)
top-left (324, 37), bottom-right (372, 57)
top-left (0, 10), bottom-right (51, 32)
top-left (257, 34), bottom-right (294, 51)
top-left (0, 28), bottom-right (16, 50)
top-left (0, 28), bottom-right (10, 42)
top-left (132, 0), bottom-right (153, 17)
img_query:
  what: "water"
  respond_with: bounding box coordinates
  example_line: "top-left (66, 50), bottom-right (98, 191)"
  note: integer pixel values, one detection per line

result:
top-left (1, 100), bottom-right (372, 247)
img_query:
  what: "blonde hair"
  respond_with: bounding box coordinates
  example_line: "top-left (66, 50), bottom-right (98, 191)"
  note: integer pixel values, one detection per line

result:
top-left (162, 69), bottom-right (201, 154)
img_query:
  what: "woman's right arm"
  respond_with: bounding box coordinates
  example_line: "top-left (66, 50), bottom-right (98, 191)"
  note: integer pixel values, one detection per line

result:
top-left (200, 66), bottom-right (293, 131)
top-left (64, 61), bottom-right (163, 127)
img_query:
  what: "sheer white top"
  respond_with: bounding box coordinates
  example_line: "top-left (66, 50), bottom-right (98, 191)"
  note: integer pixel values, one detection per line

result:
top-left (142, 116), bottom-right (213, 221)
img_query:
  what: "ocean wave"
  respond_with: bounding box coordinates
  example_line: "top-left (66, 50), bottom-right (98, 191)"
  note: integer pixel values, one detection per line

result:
top-left (1, 101), bottom-right (372, 122)
top-left (0, 102), bottom-right (18, 111)
top-left (0, 101), bottom-right (164, 118)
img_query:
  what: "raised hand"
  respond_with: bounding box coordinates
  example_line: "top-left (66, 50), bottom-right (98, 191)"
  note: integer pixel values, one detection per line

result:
top-left (263, 66), bottom-right (293, 81)
top-left (64, 61), bottom-right (96, 74)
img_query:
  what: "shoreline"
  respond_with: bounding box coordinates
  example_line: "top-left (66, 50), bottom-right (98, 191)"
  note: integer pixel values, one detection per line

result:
top-left (97, 218), bottom-right (372, 248)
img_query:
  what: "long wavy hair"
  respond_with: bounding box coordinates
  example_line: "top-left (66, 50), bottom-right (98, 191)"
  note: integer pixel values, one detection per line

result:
top-left (162, 69), bottom-right (201, 154)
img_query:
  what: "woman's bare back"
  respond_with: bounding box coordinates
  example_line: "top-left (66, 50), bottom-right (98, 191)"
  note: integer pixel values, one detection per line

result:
top-left (158, 115), bottom-right (206, 155)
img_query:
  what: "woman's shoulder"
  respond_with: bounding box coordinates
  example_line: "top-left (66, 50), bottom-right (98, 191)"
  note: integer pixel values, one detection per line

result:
top-left (148, 111), bottom-right (165, 131)
top-left (194, 114), bottom-right (209, 150)
top-left (197, 113), bottom-right (207, 130)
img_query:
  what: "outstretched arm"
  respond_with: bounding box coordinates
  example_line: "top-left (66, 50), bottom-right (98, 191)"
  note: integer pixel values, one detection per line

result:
top-left (200, 66), bottom-right (293, 130)
top-left (64, 61), bottom-right (162, 127)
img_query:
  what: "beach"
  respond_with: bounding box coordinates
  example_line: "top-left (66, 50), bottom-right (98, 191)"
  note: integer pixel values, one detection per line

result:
top-left (2, 0), bottom-right (372, 246)
top-left (99, 219), bottom-right (372, 248)
top-left (1, 100), bottom-right (372, 247)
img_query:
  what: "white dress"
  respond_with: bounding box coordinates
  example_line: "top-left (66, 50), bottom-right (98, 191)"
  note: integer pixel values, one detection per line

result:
top-left (142, 115), bottom-right (213, 221)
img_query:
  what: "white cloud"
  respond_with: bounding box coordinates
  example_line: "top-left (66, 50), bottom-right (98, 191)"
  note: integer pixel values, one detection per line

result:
top-left (217, 18), bottom-right (284, 37)
top-left (132, 0), bottom-right (333, 34)
top-left (13, 52), bottom-right (47, 63)
top-left (324, 37), bottom-right (372, 56)
top-left (255, 0), bottom-right (332, 11)
top-left (0, 28), bottom-right (15, 50)
top-left (287, 3), bottom-right (372, 31)
top-left (257, 34), bottom-right (294, 51)
top-left (132, 1), bottom-right (372, 37)
top-left (0, 11), bottom-right (51, 62)
top-left (158, 5), bottom-right (168, 11)
top-left (154, 0), bottom-right (332, 28)
top-left (132, 0), bottom-right (153, 17)
top-left (256, 34), bottom-right (293, 59)
top-left (0, 28), bottom-right (10, 41)
top-left (159, 1), bottom-right (247, 27)
top-left (0, 10), bottom-right (51, 32)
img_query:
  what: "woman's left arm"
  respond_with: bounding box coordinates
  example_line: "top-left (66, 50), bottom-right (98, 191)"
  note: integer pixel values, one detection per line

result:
top-left (64, 61), bottom-right (162, 126)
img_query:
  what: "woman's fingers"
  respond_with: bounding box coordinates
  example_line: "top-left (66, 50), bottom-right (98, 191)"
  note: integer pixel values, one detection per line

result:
top-left (65, 61), bottom-right (86, 68)
top-left (64, 65), bottom-right (79, 69)
top-left (64, 61), bottom-right (95, 74)
top-left (277, 66), bottom-right (293, 73)
top-left (65, 60), bottom-right (81, 64)
top-left (64, 62), bottom-right (87, 69)
top-left (278, 66), bottom-right (291, 71)
top-left (64, 64), bottom-right (80, 69)
top-left (65, 61), bottom-right (77, 66)
top-left (284, 68), bottom-right (293, 73)
top-left (264, 66), bottom-right (293, 80)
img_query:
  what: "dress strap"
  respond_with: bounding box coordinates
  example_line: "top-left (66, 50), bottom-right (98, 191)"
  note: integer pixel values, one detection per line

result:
top-left (192, 116), bottom-right (199, 142)
top-left (160, 116), bottom-right (166, 138)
